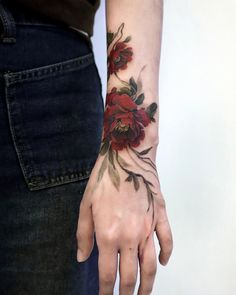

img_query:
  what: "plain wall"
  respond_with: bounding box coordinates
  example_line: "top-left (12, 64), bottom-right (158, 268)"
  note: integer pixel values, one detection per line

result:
top-left (92, 1), bottom-right (236, 294)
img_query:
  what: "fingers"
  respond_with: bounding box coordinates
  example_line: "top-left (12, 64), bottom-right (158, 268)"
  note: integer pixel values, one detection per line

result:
top-left (98, 246), bottom-right (118, 295)
top-left (137, 235), bottom-right (157, 295)
top-left (155, 198), bottom-right (173, 266)
top-left (119, 246), bottom-right (139, 295)
top-left (76, 199), bottom-right (95, 262)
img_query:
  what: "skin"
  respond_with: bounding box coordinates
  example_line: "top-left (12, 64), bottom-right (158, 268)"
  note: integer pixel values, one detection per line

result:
top-left (76, 1), bottom-right (173, 294)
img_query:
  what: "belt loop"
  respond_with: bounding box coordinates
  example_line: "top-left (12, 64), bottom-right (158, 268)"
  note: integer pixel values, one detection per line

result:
top-left (0, 1), bottom-right (16, 43)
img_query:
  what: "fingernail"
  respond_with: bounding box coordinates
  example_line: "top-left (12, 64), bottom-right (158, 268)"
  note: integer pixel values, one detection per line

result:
top-left (77, 249), bottom-right (83, 262)
top-left (159, 255), bottom-right (169, 266)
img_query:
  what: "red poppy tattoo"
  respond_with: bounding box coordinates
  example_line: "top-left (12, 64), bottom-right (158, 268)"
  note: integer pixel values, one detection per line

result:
top-left (108, 42), bottom-right (133, 76)
top-left (104, 87), bottom-right (155, 151)
top-left (107, 23), bottom-right (133, 79)
top-left (98, 23), bottom-right (159, 223)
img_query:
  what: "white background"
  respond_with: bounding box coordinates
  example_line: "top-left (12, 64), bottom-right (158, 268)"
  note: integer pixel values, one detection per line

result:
top-left (92, 1), bottom-right (236, 294)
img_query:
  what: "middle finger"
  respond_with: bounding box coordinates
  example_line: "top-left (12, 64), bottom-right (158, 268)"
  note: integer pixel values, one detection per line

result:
top-left (119, 245), bottom-right (139, 295)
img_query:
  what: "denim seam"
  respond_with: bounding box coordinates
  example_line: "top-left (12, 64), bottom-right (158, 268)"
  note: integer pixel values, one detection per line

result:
top-left (0, 5), bottom-right (10, 34)
top-left (27, 169), bottom-right (92, 191)
top-left (92, 62), bottom-right (105, 112)
top-left (13, 22), bottom-right (59, 28)
top-left (4, 80), bottom-right (37, 186)
top-left (0, 3), bottom-right (16, 43)
top-left (5, 52), bottom-right (94, 85)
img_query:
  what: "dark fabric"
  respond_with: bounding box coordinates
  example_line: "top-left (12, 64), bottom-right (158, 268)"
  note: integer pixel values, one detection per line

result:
top-left (0, 3), bottom-right (104, 295)
top-left (5, 0), bottom-right (100, 37)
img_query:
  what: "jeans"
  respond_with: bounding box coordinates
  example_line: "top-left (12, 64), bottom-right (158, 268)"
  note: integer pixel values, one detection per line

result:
top-left (0, 2), bottom-right (104, 294)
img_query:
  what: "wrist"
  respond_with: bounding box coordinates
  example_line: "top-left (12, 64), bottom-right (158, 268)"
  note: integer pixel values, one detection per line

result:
top-left (94, 137), bottom-right (159, 194)
top-left (101, 88), bottom-right (159, 149)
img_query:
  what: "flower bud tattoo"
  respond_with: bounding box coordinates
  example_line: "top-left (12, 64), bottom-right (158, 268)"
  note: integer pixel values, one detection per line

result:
top-left (98, 23), bottom-right (159, 224)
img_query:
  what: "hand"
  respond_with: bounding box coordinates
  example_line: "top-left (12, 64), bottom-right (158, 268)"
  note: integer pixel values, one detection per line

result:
top-left (76, 148), bottom-right (173, 295)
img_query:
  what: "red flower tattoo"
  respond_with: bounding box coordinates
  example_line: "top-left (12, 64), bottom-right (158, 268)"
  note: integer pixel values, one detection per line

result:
top-left (104, 88), bottom-right (151, 151)
top-left (108, 42), bottom-right (133, 76)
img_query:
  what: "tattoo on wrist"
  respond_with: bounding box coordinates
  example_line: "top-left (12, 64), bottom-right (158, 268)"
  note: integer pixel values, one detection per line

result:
top-left (98, 23), bottom-right (159, 221)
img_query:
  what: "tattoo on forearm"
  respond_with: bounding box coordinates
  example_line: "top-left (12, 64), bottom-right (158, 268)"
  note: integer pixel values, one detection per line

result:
top-left (98, 23), bottom-right (159, 222)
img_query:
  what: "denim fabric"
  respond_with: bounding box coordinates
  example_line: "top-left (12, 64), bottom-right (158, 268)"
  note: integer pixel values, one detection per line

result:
top-left (0, 2), bottom-right (104, 295)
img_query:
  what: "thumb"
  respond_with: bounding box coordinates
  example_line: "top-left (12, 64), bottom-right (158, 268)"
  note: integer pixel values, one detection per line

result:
top-left (76, 198), bottom-right (94, 262)
top-left (155, 218), bottom-right (173, 266)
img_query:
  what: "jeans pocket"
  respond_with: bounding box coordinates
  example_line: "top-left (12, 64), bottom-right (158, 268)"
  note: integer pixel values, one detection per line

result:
top-left (3, 52), bottom-right (104, 191)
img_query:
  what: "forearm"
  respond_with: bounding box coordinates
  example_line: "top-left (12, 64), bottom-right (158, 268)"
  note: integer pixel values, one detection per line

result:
top-left (103, 0), bottom-right (163, 154)
top-left (89, 0), bottom-right (163, 203)
top-left (77, 2), bottom-right (173, 282)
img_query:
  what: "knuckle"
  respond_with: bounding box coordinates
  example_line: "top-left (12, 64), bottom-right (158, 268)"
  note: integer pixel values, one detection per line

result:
top-left (121, 275), bottom-right (137, 289)
top-left (144, 263), bottom-right (157, 277)
top-left (76, 230), bottom-right (83, 241)
top-left (165, 232), bottom-right (173, 242)
top-left (76, 230), bottom-right (93, 242)
top-left (123, 231), bottom-right (139, 244)
top-left (101, 232), bottom-right (118, 245)
top-left (143, 285), bottom-right (154, 294)
top-left (164, 235), bottom-right (174, 251)
top-left (156, 197), bottom-right (166, 210)
top-left (100, 272), bottom-right (116, 286)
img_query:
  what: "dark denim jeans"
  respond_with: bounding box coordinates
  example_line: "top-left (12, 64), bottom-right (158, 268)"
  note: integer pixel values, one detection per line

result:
top-left (0, 2), bottom-right (104, 295)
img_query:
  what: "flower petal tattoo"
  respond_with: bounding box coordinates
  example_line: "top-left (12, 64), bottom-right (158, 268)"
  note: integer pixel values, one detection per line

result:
top-left (98, 23), bottom-right (159, 224)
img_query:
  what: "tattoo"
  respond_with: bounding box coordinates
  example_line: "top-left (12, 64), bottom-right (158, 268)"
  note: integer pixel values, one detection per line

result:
top-left (107, 23), bottom-right (133, 80)
top-left (98, 23), bottom-right (159, 223)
